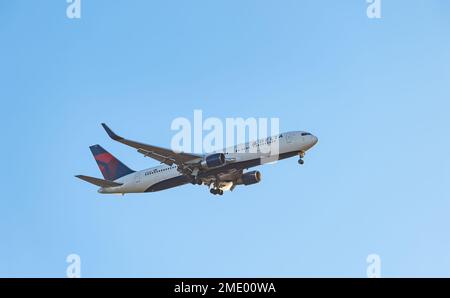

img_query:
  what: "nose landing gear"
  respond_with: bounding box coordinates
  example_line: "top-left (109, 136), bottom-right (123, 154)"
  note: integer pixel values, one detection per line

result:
top-left (298, 151), bottom-right (305, 165)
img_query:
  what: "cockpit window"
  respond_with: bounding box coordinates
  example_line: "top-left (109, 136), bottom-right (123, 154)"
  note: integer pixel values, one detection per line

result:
top-left (301, 132), bottom-right (312, 136)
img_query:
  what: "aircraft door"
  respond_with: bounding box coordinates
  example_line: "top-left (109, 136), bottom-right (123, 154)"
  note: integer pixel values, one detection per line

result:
top-left (135, 172), bottom-right (141, 184)
top-left (286, 133), bottom-right (293, 143)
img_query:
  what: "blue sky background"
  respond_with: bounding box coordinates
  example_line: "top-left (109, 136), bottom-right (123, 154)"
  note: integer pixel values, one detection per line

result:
top-left (1, 0), bottom-right (450, 277)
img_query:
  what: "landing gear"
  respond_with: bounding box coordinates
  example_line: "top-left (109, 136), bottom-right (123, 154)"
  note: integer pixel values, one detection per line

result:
top-left (210, 188), bottom-right (223, 195)
top-left (208, 177), bottom-right (224, 196)
top-left (191, 178), bottom-right (203, 185)
top-left (298, 151), bottom-right (305, 165)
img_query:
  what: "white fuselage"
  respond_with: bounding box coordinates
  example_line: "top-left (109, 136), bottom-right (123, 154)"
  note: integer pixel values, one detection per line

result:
top-left (98, 131), bottom-right (318, 194)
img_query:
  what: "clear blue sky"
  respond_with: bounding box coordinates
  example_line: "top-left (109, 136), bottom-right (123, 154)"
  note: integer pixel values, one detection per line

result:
top-left (1, 1), bottom-right (450, 277)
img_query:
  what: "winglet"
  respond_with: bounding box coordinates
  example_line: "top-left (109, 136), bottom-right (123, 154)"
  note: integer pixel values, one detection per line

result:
top-left (101, 123), bottom-right (123, 141)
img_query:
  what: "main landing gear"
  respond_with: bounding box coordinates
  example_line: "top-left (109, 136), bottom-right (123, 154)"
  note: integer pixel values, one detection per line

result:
top-left (208, 177), bottom-right (224, 196)
top-left (190, 175), bottom-right (203, 185)
top-left (191, 179), bottom-right (202, 185)
top-left (298, 151), bottom-right (305, 165)
top-left (210, 188), bottom-right (224, 196)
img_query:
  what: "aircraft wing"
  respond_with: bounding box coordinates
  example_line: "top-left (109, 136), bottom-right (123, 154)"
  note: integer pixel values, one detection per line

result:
top-left (101, 123), bottom-right (203, 167)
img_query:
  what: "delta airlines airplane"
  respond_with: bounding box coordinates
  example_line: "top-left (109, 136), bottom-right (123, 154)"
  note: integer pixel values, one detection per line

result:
top-left (76, 124), bottom-right (318, 195)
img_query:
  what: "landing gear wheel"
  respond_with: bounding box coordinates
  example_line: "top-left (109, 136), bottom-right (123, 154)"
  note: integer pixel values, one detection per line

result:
top-left (191, 177), bottom-right (202, 185)
top-left (298, 159), bottom-right (304, 165)
top-left (299, 151), bottom-right (305, 158)
top-left (210, 188), bottom-right (223, 196)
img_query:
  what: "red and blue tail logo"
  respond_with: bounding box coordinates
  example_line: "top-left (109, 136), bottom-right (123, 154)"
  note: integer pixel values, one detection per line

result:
top-left (89, 145), bottom-right (134, 181)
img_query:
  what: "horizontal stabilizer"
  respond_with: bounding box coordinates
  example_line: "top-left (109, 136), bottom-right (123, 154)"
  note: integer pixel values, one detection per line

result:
top-left (75, 175), bottom-right (123, 188)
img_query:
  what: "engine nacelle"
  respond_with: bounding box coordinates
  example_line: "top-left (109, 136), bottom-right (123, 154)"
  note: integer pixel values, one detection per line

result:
top-left (201, 153), bottom-right (226, 169)
top-left (237, 171), bottom-right (262, 186)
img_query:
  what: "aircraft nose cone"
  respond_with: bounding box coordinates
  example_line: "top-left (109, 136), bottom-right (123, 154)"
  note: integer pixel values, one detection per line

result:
top-left (312, 135), bottom-right (318, 146)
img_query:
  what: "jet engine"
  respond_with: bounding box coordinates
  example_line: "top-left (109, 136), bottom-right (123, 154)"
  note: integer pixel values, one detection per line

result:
top-left (201, 153), bottom-right (226, 169)
top-left (237, 171), bottom-right (262, 186)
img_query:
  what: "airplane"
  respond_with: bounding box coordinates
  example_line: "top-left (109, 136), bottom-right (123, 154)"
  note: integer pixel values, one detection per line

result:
top-left (76, 124), bottom-right (318, 196)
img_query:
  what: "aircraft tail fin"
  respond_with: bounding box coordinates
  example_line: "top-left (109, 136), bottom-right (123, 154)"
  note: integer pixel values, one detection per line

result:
top-left (75, 175), bottom-right (123, 188)
top-left (89, 144), bottom-right (135, 181)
